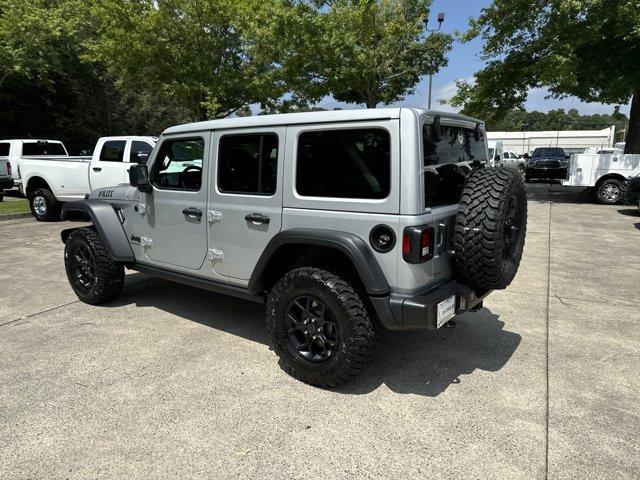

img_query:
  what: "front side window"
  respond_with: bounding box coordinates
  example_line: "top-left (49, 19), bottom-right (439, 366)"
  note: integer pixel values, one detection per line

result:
top-left (130, 141), bottom-right (154, 163)
top-left (99, 141), bottom-right (126, 162)
top-left (423, 123), bottom-right (488, 208)
top-left (151, 138), bottom-right (204, 191)
top-left (0, 142), bottom-right (9, 156)
top-left (217, 133), bottom-right (278, 195)
top-left (296, 128), bottom-right (390, 199)
top-left (22, 142), bottom-right (66, 156)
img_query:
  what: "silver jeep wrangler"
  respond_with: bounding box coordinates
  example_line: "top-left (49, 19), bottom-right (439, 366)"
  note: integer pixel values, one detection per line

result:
top-left (60, 108), bottom-right (527, 387)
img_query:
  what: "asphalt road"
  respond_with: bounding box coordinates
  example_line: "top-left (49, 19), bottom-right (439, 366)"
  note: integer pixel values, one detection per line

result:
top-left (1, 184), bottom-right (638, 479)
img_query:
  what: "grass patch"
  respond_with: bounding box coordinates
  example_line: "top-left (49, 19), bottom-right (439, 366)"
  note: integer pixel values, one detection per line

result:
top-left (0, 198), bottom-right (30, 215)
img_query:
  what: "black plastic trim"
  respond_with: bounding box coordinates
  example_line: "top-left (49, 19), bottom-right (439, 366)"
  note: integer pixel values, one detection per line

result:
top-left (60, 200), bottom-right (135, 262)
top-left (0, 178), bottom-right (14, 189)
top-left (248, 229), bottom-right (390, 296)
top-left (132, 264), bottom-right (263, 303)
top-left (370, 281), bottom-right (491, 331)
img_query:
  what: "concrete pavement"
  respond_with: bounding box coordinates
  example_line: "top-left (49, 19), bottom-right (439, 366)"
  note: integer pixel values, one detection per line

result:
top-left (0, 184), bottom-right (638, 479)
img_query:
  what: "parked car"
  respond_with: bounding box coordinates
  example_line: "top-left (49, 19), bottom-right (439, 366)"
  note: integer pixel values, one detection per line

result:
top-left (562, 152), bottom-right (640, 204)
top-left (0, 139), bottom-right (69, 192)
top-left (621, 165), bottom-right (640, 213)
top-left (0, 159), bottom-right (13, 201)
top-left (57, 108), bottom-right (527, 387)
top-left (525, 147), bottom-right (570, 182)
top-left (19, 136), bottom-right (156, 221)
top-left (488, 140), bottom-right (525, 173)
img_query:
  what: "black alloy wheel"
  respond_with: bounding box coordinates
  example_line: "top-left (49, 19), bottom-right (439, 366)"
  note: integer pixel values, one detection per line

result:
top-left (69, 243), bottom-right (97, 293)
top-left (285, 295), bottom-right (338, 363)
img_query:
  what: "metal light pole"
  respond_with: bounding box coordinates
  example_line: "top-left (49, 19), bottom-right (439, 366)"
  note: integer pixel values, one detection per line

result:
top-left (424, 12), bottom-right (445, 110)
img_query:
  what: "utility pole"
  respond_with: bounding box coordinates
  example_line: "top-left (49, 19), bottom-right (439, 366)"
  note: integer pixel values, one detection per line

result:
top-left (424, 12), bottom-right (445, 110)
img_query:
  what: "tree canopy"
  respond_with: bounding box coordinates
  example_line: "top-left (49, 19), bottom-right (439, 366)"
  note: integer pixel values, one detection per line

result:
top-left (449, 0), bottom-right (640, 152)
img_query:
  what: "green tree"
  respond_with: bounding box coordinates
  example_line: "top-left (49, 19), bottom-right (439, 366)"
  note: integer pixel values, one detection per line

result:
top-left (300, 0), bottom-right (453, 108)
top-left (91, 0), bottom-right (289, 121)
top-left (448, 0), bottom-right (640, 153)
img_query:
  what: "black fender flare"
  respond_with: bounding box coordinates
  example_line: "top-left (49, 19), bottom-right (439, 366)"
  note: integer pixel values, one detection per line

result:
top-left (248, 229), bottom-right (390, 296)
top-left (60, 200), bottom-right (135, 262)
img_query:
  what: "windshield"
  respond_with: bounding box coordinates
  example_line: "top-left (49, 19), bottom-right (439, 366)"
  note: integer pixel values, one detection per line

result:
top-left (22, 142), bottom-right (67, 156)
top-left (423, 123), bottom-right (487, 208)
top-left (532, 148), bottom-right (565, 159)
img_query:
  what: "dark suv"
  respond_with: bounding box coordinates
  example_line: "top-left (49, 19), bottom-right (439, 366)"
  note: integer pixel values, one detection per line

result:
top-left (525, 147), bottom-right (569, 182)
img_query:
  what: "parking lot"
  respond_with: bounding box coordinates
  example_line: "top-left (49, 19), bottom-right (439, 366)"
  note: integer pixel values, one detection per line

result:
top-left (0, 184), bottom-right (638, 479)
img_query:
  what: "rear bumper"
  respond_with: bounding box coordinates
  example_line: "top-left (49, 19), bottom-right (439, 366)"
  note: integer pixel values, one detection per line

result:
top-left (0, 177), bottom-right (14, 190)
top-left (526, 167), bottom-right (567, 180)
top-left (370, 281), bottom-right (490, 331)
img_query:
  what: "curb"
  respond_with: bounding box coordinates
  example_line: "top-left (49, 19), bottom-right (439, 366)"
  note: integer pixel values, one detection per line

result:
top-left (0, 212), bottom-right (32, 221)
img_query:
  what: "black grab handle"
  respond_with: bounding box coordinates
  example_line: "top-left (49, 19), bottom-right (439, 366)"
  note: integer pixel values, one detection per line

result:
top-left (182, 207), bottom-right (203, 218)
top-left (245, 213), bottom-right (270, 225)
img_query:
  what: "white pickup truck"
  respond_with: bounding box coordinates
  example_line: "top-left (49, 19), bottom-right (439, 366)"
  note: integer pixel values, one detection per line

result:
top-left (19, 136), bottom-right (156, 221)
top-left (562, 153), bottom-right (640, 204)
top-left (0, 139), bottom-right (70, 192)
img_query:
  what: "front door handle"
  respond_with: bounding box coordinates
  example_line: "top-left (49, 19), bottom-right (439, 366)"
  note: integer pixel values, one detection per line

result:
top-left (182, 207), bottom-right (203, 219)
top-left (93, 167), bottom-right (102, 172)
top-left (245, 213), bottom-right (270, 225)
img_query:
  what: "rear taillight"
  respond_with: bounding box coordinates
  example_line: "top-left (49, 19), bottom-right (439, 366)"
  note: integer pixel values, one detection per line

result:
top-left (7, 162), bottom-right (11, 176)
top-left (402, 225), bottom-right (434, 264)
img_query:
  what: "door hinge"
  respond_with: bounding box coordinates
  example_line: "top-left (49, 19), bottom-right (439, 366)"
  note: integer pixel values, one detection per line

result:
top-left (208, 248), bottom-right (224, 261)
top-left (207, 210), bottom-right (222, 223)
top-left (136, 203), bottom-right (149, 215)
top-left (140, 237), bottom-right (153, 248)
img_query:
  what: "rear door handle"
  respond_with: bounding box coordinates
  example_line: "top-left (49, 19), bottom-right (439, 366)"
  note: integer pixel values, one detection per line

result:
top-left (182, 207), bottom-right (203, 219)
top-left (92, 167), bottom-right (102, 172)
top-left (245, 213), bottom-right (270, 225)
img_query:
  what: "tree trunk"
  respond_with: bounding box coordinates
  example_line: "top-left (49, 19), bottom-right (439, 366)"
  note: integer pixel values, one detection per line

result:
top-left (624, 90), bottom-right (640, 154)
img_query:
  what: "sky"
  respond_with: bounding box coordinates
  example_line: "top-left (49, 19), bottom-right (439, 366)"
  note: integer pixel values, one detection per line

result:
top-left (318, 0), bottom-right (631, 116)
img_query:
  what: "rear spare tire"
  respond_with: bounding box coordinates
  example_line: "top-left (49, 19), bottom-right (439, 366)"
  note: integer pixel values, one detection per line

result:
top-left (454, 168), bottom-right (527, 292)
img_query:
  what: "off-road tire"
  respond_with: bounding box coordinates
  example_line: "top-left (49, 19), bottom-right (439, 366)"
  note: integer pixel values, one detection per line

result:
top-left (595, 178), bottom-right (622, 205)
top-left (64, 227), bottom-right (124, 305)
top-left (266, 267), bottom-right (375, 388)
top-left (454, 168), bottom-right (527, 292)
top-left (29, 187), bottom-right (60, 221)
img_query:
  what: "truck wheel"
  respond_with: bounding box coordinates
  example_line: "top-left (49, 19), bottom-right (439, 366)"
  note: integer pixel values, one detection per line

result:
top-left (64, 227), bottom-right (124, 305)
top-left (595, 178), bottom-right (622, 205)
top-left (29, 188), bottom-right (59, 221)
top-left (454, 168), bottom-right (527, 292)
top-left (266, 267), bottom-right (375, 388)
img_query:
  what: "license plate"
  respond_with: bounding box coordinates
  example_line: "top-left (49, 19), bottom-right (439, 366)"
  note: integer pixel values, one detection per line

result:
top-left (437, 295), bottom-right (456, 328)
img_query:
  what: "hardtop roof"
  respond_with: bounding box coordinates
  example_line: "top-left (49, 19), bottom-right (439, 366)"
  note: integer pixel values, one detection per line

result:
top-left (162, 108), bottom-right (483, 135)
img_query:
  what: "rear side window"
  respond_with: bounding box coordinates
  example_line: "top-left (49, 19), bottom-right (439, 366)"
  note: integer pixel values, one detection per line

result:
top-left (22, 142), bottom-right (66, 156)
top-left (296, 128), bottom-right (390, 199)
top-left (217, 133), bottom-right (278, 195)
top-left (99, 141), bottom-right (126, 162)
top-left (423, 124), bottom-right (487, 208)
top-left (151, 138), bottom-right (204, 191)
top-left (130, 141), bottom-right (153, 163)
top-left (0, 143), bottom-right (9, 156)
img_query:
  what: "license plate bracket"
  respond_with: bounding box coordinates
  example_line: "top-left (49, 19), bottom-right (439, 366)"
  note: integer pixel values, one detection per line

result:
top-left (436, 295), bottom-right (456, 328)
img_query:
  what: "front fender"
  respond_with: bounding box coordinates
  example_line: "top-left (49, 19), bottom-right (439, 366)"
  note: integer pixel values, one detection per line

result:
top-left (60, 200), bottom-right (134, 262)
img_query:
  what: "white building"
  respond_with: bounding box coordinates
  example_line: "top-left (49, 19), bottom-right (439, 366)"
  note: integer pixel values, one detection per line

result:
top-left (487, 126), bottom-right (615, 156)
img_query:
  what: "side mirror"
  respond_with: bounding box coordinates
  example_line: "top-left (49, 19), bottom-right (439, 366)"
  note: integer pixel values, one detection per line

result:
top-left (495, 154), bottom-right (501, 162)
top-left (137, 153), bottom-right (150, 164)
top-left (129, 164), bottom-right (152, 193)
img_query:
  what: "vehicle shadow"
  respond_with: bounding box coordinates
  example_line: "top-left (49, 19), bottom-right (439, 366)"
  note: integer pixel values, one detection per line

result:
top-left (110, 274), bottom-right (521, 397)
top-left (526, 183), bottom-right (593, 204)
top-left (617, 208), bottom-right (640, 217)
